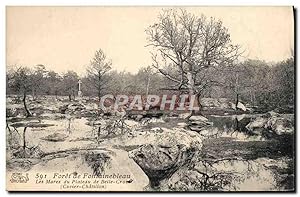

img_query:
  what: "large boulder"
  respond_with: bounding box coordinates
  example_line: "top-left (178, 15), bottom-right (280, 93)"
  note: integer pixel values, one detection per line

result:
top-left (231, 102), bottom-right (247, 111)
top-left (130, 144), bottom-right (186, 187)
top-left (246, 111), bottom-right (294, 135)
top-left (59, 103), bottom-right (92, 116)
top-left (265, 116), bottom-right (294, 135)
top-left (189, 115), bottom-right (209, 122)
top-left (188, 115), bottom-right (213, 132)
top-left (128, 129), bottom-right (202, 187)
top-left (237, 102), bottom-right (247, 111)
top-left (200, 98), bottom-right (235, 110)
top-left (245, 117), bottom-right (268, 135)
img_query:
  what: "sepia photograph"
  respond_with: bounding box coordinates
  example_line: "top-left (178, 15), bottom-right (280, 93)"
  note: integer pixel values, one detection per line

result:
top-left (5, 6), bottom-right (295, 192)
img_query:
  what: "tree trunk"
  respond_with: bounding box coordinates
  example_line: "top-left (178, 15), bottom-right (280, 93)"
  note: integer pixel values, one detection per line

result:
top-left (186, 93), bottom-right (202, 119)
top-left (195, 93), bottom-right (202, 115)
top-left (98, 88), bottom-right (101, 102)
top-left (235, 72), bottom-right (239, 110)
top-left (23, 93), bottom-right (32, 117)
top-left (97, 127), bottom-right (101, 144)
top-left (23, 127), bottom-right (27, 158)
top-left (186, 72), bottom-right (200, 118)
top-left (235, 93), bottom-right (239, 110)
top-left (98, 74), bottom-right (102, 102)
top-left (72, 90), bottom-right (75, 100)
top-left (235, 117), bottom-right (240, 131)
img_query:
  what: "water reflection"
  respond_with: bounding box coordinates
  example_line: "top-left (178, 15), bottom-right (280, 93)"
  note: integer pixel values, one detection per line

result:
top-left (6, 114), bottom-right (294, 191)
top-left (205, 114), bottom-right (263, 141)
top-left (195, 114), bottom-right (294, 191)
top-left (162, 152), bottom-right (290, 191)
top-left (6, 118), bottom-right (95, 156)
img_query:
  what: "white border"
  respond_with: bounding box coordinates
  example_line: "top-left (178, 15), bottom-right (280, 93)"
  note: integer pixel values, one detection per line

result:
top-left (0, 0), bottom-right (297, 6)
top-left (0, 1), bottom-right (298, 196)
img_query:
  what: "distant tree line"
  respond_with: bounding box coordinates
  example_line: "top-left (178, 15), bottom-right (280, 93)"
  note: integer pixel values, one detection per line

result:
top-left (6, 56), bottom-right (294, 111)
top-left (212, 58), bottom-right (294, 112)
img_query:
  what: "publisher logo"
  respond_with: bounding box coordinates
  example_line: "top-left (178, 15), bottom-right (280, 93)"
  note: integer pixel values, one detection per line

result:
top-left (10, 173), bottom-right (29, 183)
top-left (99, 94), bottom-right (200, 111)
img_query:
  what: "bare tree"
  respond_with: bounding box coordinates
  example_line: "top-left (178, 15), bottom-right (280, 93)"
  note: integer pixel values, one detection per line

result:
top-left (146, 9), bottom-right (241, 114)
top-left (87, 49), bottom-right (112, 100)
top-left (8, 66), bottom-right (33, 117)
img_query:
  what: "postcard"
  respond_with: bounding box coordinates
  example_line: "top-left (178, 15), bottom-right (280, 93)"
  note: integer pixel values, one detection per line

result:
top-left (6, 6), bottom-right (295, 192)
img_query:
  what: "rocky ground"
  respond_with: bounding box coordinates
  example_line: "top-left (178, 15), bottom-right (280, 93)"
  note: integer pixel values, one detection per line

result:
top-left (6, 95), bottom-right (295, 191)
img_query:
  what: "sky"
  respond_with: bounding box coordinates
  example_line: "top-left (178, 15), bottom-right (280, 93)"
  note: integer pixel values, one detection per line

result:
top-left (6, 6), bottom-right (294, 75)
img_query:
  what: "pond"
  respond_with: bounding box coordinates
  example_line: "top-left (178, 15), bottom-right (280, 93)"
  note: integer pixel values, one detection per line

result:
top-left (6, 113), bottom-right (294, 191)
top-left (198, 114), bottom-right (294, 191)
top-left (205, 114), bottom-right (262, 139)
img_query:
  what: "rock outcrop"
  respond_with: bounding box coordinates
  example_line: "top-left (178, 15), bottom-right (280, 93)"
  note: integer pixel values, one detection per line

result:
top-left (201, 98), bottom-right (233, 110)
top-left (246, 111), bottom-right (294, 135)
top-left (201, 98), bottom-right (249, 112)
top-left (188, 115), bottom-right (213, 132)
top-left (129, 128), bottom-right (202, 187)
top-left (59, 102), bottom-right (99, 117)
